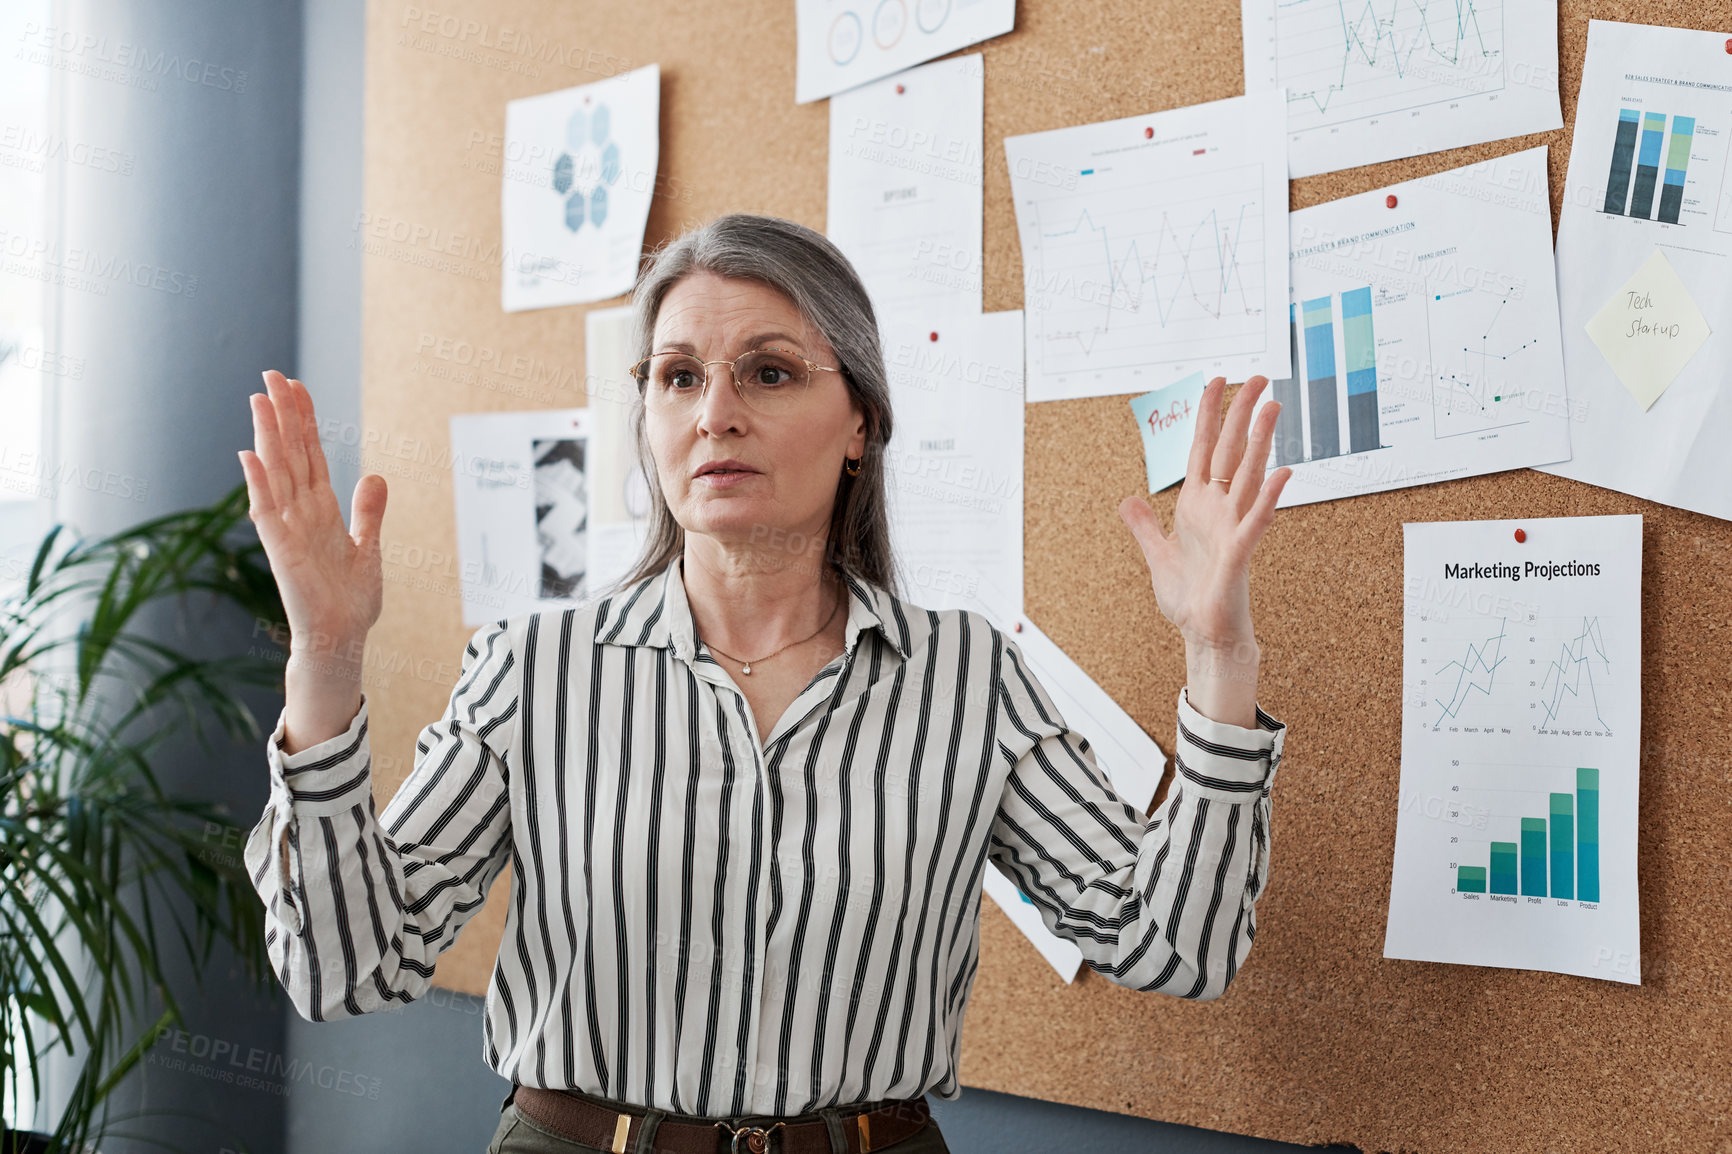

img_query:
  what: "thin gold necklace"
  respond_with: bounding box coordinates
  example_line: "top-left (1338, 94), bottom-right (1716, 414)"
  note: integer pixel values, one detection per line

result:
top-left (700, 576), bottom-right (844, 675)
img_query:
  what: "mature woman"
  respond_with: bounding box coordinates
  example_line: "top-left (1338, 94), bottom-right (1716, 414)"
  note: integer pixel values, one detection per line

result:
top-left (239, 213), bottom-right (1290, 1154)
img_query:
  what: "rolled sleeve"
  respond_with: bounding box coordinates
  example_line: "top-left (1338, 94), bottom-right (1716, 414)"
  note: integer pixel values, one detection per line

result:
top-left (272, 695), bottom-right (374, 812)
top-left (1172, 687), bottom-right (1284, 800)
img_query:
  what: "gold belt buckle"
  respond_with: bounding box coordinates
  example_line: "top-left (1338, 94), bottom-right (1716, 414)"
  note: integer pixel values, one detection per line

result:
top-left (714, 1119), bottom-right (785, 1153)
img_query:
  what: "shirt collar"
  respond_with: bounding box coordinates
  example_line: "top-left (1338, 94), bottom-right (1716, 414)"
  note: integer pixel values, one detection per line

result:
top-left (596, 554), bottom-right (911, 665)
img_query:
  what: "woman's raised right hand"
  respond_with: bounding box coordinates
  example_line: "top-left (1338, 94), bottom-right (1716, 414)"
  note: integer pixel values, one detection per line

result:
top-left (239, 370), bottom-right (388, 664)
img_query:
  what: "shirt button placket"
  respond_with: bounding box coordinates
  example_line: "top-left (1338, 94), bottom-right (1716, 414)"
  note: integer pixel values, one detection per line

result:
top-left (732, 682), bottom-right (774, 1115)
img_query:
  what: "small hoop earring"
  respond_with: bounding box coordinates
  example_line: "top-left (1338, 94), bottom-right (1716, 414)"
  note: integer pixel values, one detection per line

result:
top-left (843, 456), bottom-right (862, 476)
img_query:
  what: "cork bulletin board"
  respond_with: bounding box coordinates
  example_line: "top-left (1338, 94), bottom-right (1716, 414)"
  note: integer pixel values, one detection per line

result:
top-left (353, 0), bottom-right (1732, 1149)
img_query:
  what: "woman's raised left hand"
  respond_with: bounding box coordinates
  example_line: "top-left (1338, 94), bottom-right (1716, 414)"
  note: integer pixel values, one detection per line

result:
top-left (1118, 375), bottom-right (1291, 727)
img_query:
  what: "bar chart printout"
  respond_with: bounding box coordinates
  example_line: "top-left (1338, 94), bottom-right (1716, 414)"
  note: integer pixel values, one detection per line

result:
top-left (1284, 286), bottom-right (1381, 463)
top-left (1606, 107), bottom-right (1699, 224)
top-left (1386, 514), bottom-right (1641, 983)
top-left (1546, 21), bottom-right (1732, 522)
top-left (1456, 769), bottom-right (1600, 902)
top-left (1259, 147), bottom-right (1571, 506)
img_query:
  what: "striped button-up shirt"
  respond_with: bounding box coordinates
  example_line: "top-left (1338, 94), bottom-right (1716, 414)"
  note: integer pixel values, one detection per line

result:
top-left (245, 555), bottom-right (1285, 1117)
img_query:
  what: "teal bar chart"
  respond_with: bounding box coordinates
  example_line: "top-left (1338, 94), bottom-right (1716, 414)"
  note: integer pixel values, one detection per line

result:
top-left (1459, 770), bottom-right (1602, 902)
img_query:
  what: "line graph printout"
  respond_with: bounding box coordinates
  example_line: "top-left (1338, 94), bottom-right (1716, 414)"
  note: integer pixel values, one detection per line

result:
top-left (1386, 514), bottom-right (1642, 983)
top-left (1005, 91), bottom-right (1290, 402)
top-left (1256, 147), bottom-right (1570, 505)
top-left (1543, 21), bottom-right (1732, 522)
top-left (1242, 0), bottom-right (1561, 177)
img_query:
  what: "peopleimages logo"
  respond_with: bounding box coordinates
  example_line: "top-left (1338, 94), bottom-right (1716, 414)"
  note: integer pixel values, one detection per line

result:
top-left (0, 228), bottom-right (199, 297)
top-left (15, 21), bottom-right (250, 93)
top-left (147, 1026), bottom-right (382, 1099)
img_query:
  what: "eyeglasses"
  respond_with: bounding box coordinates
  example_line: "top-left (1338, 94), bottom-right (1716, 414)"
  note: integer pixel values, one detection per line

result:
top-left (628, 348), bottom-right (846, 416)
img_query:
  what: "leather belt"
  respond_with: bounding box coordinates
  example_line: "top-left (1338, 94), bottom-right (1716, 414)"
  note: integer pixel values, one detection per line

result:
top-left (509, 1083), bottom-right (930, 1153)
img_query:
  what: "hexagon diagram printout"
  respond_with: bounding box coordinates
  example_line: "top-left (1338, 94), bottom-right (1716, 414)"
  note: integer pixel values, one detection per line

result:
top-left (502, 64), bottom-right (660, 311)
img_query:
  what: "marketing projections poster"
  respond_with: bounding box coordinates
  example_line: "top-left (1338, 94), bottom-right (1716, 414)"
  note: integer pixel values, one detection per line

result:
top-left (1386, 515), bottom-right (1642, 984)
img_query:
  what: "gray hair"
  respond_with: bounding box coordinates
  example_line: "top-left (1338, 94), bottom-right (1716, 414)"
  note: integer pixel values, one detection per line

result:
top-left (603, 213), bottom-right (899, 598)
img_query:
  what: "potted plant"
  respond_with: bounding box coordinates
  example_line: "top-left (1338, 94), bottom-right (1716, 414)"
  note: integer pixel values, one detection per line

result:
top-left (0, 482), bottom-right (287, 1153)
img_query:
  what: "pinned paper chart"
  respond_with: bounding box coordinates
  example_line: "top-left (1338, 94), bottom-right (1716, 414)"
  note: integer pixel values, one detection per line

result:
top-left (1005, 91), bottom-right (1291, 402)
top-left (1241, 0), bottom-right (1561, 177)
top-left (1256, 147), bottom-right (1571, 505)
top-left (584, 306), bottom-right (651, 595)
top-left (450, 409), bottom-right (591, 624)
top-left (880, 310), bottom-right (1024, 629)
top-left (1384, 514), bottom-right (1642, 983)
top-left (828, 54), bottom-right (984, 317)
top-left (501, 65), bottom-right (660, 311)
top-left (1543, 21), bottom-right (1732, 522)
top-left (795, 0), bottom-right (1014, 104)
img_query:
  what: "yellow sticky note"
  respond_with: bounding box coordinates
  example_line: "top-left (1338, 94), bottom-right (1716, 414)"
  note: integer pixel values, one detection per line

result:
top-left (1584, 248), bottom-right (1711, 410)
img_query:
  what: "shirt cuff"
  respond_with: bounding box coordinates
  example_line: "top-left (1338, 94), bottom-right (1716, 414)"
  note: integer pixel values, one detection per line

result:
top-left (266, 694), bottom-right (374, 816)
top-left (243, 800), bottom-right (304, 936)
top-left (1173, 688), bottom-right (1285, 801)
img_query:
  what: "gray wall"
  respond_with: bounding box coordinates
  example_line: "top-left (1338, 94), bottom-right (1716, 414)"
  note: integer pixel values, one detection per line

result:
top-left (50, 0), bottom-right (302, 532)
top-left (38, 0), bottom-right (304, 1150)
top-left (295, 0), bottom-right (362, 517)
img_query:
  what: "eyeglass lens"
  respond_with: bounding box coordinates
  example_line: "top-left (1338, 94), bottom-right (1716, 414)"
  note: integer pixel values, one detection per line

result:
top-left (641, 350), bottom-right (813, 411)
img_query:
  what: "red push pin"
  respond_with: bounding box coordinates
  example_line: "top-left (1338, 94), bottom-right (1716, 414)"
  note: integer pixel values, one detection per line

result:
top-left (928, 331), bottom-right (939, 342)
top-left (1144, 126), bottom-right (1154, 139)
top-left (1514, 528), bottom-right (1527, 543)
top-left (1014, 621), bottom-right (1023, 632)
top-left (895, 83), bottom-right (905, 94)
top-left (1725, 37), bottom-right (1731, 54)
top-left (1386, 194), bottom-right (1399, 209)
